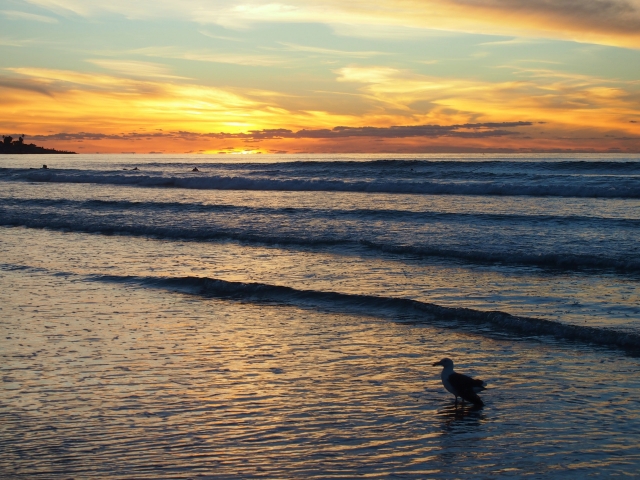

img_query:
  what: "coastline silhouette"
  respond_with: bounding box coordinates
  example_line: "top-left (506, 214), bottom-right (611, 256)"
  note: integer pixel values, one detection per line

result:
top-left (1, 135), bottom-right (76, 154)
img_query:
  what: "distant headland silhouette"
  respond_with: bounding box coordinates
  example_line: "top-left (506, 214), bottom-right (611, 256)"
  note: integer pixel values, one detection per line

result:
top-left (1, 135), bottom-right (76, 154)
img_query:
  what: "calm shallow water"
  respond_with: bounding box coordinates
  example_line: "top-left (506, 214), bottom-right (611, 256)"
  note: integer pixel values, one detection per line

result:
top-left (1, 153), bottom-right (640, 477)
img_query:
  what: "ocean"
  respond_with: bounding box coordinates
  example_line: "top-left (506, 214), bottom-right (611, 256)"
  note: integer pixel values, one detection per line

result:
top-left (1, 153), bottom-right (639, 477)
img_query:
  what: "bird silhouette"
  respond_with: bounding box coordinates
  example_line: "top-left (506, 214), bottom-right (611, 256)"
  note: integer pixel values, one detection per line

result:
top-left (433, 358), bottom-right (486, 406)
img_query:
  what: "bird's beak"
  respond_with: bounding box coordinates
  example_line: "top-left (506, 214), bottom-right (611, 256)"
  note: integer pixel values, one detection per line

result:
top-left (432, 361), bottom-right (442, 366)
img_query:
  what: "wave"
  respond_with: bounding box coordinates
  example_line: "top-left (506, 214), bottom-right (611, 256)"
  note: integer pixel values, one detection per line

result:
top-left (91, 158), bottom-right (640, 173)
top-left (2, 197), bottom-right (639, 227)
top-left (1, 214), bottom-right (638, 274)
top-left (85, 273), bottom-right (640, 354)
top-left (361, 241), bottom-right (640, 274)
top-left (1, 168), bottom-right (638, 198)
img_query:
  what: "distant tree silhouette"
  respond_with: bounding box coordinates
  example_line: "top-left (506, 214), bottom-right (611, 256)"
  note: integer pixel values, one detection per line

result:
top-left (3, 136), bottom-right (12, 145)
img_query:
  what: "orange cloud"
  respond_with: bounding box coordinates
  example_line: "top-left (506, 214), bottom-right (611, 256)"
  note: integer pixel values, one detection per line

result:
top-left (1, 68), bottom-right (282, 133)
top-left (335, 65), bottom-right (640, 135)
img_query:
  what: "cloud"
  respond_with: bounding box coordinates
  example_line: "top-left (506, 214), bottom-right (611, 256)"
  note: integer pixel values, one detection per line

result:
top-left (0, 76), bottom-right (54, 96)
top-left (476, 38), bottom-right (535, 47)
top-left (337, 66), bottom-right (402, 85)
top-left (86, 59), bottom-right (190, 79)
top-left (22, 0), bottom-right (640, 47)
top-left (0, 67), bottom-right (279, 134)
top-left (131, 46), bottom-right (286, 67)
top-left (217, 122), bottom-right (533, 139)
top-left (333, 64), bottom-right (640, 133)
top-left (329, 23), bottom-right (453, 40)
top-left (29, 121), bottom-right (532, 142)
top-left (7, 67), bottom-right (162, 92)
top-left (0, 37), bottom-right (34, 47)
top-left (1, 10), bottom-right (58, 23)
top-left (198, 30), bottom-right (244, 42)
top-left (456, 0), bottom-right (639, 33)
top-left (277, 42), bottom-right (387, 58)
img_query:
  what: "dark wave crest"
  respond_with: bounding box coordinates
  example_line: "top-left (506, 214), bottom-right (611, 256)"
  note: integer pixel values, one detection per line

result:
top-left (2, 197), bottom-right (639, 228)
top-left (1, 168), bottom-right (638, 198)
top-left (88, 273), bottom-right (640, 354)
top-left (1, 214), bottom-right (639, 274)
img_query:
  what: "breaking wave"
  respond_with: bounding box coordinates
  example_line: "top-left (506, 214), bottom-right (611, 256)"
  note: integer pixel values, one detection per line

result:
top-left (2, 197), bottom-right (639, 227)
top-left (88, 273), bottom-right (640, 354)
top-left (1, 213), bottom-right (639, 274)
top-left (1, 168), bottom-right (638, 198)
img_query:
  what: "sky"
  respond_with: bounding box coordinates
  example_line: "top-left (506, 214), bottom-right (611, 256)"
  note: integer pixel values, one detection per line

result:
top-left (1, 0), bottom-right (640, 154)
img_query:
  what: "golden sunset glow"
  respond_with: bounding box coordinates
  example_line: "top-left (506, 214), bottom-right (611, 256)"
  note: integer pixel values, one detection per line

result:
top-left (2, 0), bottom-right (640, 152)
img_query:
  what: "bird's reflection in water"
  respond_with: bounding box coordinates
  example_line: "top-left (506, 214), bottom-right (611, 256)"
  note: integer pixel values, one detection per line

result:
top-left (437, 402), bottom-right (485, 431)
top-left (433, 403), bottom-right (488, 467)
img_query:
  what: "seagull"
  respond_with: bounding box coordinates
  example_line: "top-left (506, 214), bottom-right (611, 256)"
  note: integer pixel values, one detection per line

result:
top-left (433, 358), bottom-right (486, 406)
